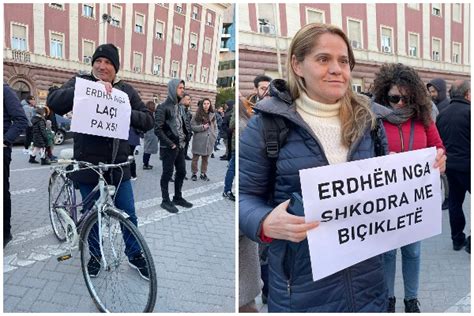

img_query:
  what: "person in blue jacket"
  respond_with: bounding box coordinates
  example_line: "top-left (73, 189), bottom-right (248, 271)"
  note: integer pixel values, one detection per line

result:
top-left (239, 23), bottom-right (390, 312)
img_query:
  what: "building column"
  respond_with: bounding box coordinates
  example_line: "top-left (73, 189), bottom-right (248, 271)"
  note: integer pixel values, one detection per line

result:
top-left (163, 8), bottom-right (175, 78)
top-left (463, 4), bottom-right (470, 64)
top-left (145, 4), bottom-right (155, 75)
top-left (123, 3), bottom-right (133, 71)
top-left (366, 4), bottom-right (377, 52)
top-left (422, 3), bottom-right (431, 60)
top-left (33, 3), bottom-right (46, 56)
top-left (396, 3), bottom-right (406, 56)
top-left (180, 5), bottom-right (192, 80)
top-left (444, 4), bottom-right (451, 63)
top-left (69, 4), bottom-right (79, 61)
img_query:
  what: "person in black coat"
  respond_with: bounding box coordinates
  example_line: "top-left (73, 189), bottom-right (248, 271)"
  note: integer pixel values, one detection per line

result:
top-left (220, 100), bottom-right (234, 160)
top-left (30, 107), bottom-right (50, 165)
top-left (47, 43), bottom-right (154, 279)
top-left (436, 79), bottom-right (471, 253)
top-left (4, 83), bottom-right (29, 247)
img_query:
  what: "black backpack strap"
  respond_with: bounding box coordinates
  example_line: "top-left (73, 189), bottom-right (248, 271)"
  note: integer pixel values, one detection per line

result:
top-left (371, 118), bottom-right (386, 157)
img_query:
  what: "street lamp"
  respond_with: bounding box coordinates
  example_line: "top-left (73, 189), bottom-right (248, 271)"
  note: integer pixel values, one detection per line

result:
top-left (101, 13), bottom-right (112, 44)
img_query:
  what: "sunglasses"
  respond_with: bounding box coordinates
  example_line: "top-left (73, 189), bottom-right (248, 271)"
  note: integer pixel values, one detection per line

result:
top-left (388, 94), bottom-right (409, 104)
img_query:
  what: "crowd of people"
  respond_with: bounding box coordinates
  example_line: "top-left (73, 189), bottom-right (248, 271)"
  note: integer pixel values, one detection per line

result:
top-left (238, 22), bottom-right (469, 313)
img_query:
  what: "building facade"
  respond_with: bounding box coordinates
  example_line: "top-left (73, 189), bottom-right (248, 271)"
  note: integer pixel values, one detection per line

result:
top-left (217, 4), bottom-right (236, 88)
top-left (4, 3), bottom-right (231, 107)
top-left (239, 3), bottom-right (470, 97)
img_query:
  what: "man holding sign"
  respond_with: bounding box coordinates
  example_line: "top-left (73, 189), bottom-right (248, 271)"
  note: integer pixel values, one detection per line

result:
top-left (47, 43), bottom-right (154, 279)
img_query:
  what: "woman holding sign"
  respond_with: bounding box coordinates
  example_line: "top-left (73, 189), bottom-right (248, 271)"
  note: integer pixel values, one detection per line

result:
top-left (372, 63), bottom-right (446, 313)
top-left (239, 23), bottom-right (389, 312)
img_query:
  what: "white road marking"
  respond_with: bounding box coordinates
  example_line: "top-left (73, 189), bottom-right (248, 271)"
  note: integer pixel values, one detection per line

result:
top-left (11, 188), bottom-right (37, 195)
top-left (444, 293), bottom-right (471, 312)
top-left (11, 166), bottom-right (52, 172)
top-left (4, 187), bottom-right (227, 273)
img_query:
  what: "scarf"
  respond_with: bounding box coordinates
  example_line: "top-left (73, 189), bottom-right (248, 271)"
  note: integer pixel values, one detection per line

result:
top-left (377, 104), bottom-right (415, 125)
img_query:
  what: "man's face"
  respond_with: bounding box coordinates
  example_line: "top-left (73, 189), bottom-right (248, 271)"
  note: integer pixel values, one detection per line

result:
top-left (428, 86), bottom-right (439, 101)
top-left (92, 57), bottom-right (116, 83)
top-left (176, 83), bottom-right (185, 99)
top-left (255, 81), bottom-right (270, 100)
top-left (182, 95), bottom-right (191, 106)
top-left (29, 99), bottom-right (36, 106)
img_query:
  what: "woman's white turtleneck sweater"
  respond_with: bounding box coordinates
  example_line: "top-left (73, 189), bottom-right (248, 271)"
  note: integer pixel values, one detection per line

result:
top-left (295, 92), bottom-right (348, 165)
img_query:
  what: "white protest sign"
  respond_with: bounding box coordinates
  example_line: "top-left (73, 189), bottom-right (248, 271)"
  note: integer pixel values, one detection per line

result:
top-left (300, 147), bottom-right (441, 282)
top-left (71, 77), bottom-right (131, 140)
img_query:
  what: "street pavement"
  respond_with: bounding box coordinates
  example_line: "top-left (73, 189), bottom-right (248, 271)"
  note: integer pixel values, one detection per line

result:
top-left (255, 194), bottom-right (471, 313)
top-left (3, 141), bottom-right (236, 312)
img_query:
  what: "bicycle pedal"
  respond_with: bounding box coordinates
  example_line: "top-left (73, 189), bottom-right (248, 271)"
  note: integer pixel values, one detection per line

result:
top-left (57, 254), bottom-right (72, 262)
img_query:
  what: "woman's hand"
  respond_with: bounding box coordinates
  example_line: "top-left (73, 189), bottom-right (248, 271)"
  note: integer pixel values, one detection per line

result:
top-left (203, 123), bottom-right (209, 130)
top-left (433, 148), bottom-right (446, 174)
top-left (262, 199), bottom-right (320, 242)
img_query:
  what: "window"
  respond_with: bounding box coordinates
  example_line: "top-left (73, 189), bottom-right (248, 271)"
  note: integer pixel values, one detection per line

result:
top-left (11, 24), bottom-right (27, 51)
top-left (257, 4), bottom-right (275, 34)
top-left (171, 61), bottom-right (179, 78)
top-left (133, 52), bottom-right (142, 72)
top-left (348, 19), bottom-right (362, 49)
top-left (50, 32), bottom-right (64, 58)
top-left (175, 3), bottom-right (183, 14)
top-left (135, 13), bottom-right (145, 34)
top-left (82, 4), bottom-right (94, 18)
top-left (152, 57), bottom-right (162, 75)
top-left (50, 3), bottom-right (64, 10)
top-left (306, 8), bottom-right (324, 24)
top-left (206, 12), bottom-right (213, 26)
top-left (201, 67), bottom-right (208, 83)
top-left (192, 6), bottom-right (199, 20)
top-left (83, 40), bottom-right (94, 63)
top-left (352, 84), bottom-right (362, 93)
top-left (204, 37), bottom-right (211, 54)
top-left (187, 64), bottom-right (195, 81)
top-left (190, 33), bottom-right (198, 49)
top-left (408, 33), bottom-right (419, 57)
top-left (155, 21), bottom-right (164, 40)
top-left (452, 4), bottom-right (462, 22)
top-left (432, 38), bottom-right (441, 61)
top-left (432, 4), bottom-right (441, 17)
top-left (452, 42), bottom-right (461, 64)
top-left (407, 3), bottom-right (419, 10)
top-left (174, 27), bottom-right (182, 45)
top-left (381, 27), bottom-right (392, 53)
top-left (111, 5), bottom-right (122, 27)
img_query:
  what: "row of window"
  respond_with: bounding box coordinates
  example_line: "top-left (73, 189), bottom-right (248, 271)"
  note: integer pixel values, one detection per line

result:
top-left (49, 3), bottom-right (215, 28)
top-left (10, 22), bottom-right (214, 56)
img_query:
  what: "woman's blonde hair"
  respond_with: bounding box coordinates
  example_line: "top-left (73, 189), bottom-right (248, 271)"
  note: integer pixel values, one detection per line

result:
top-left (287, 23), bottom-right (374, 147)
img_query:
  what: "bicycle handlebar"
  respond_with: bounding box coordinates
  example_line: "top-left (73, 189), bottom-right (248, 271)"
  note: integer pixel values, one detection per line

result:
top-left (55, 156), bottom-right (134, 173)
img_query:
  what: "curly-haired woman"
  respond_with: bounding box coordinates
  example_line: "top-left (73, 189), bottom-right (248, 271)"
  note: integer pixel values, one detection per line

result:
top-left (190, 98), bottom-right (217, 181)
top-left (372, 63), bottom-right (446, 313)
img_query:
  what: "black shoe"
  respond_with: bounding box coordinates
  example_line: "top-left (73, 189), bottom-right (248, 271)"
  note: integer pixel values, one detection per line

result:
top-left (211, 153), bottom-right (215, 158)
top-left (388, 297), bottom-right (396, 312)
top-left (143, 165), bottom-right (153, 170)
top-left (184, 176), bottom-right (188, 180)
top-left (466, 236), bottom-right (471, 254)
top-left (29, 155), bottom-right (39, 164)
top-left (191, 174), bottom-right (197, 181)
top-left (185, 156), bottom-right (192, 161)
top-left (200, 174), bottom-right (210, 181)
top-left (4, 234), bottom-right (13, 248)
top-left (170, 177), bottom-right (175, 183)
top-left (404, 298), bottom-right (420, 313)
top-left (453, 239), bottom-right (467, 251)
top-left (128, 254), bottom-right (150, 281)
top-left (261, 293), bottom-right (267, 305)
top-left (161, 200), bottom-right (179, 213)
top-left (173, 197), bottom-right (193, 208)
top-left (442, 199), bottom-right (449, 210)
top-left (220, 156), bottom-right (227, 161)
top-left (87, 256), bottom-right (101, 278)
top-left (223, 191), bottom-right (235, 201)
top-left (41, 158), bottom-right (51, 165)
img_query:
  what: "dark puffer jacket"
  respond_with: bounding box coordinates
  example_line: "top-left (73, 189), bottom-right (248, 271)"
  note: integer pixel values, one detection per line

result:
top-left (239, 80), bottom-right (388, 312)
top-left (47, 74), bottom-right (154, 185)
top-left (31, 115), bottom-right (48, 147)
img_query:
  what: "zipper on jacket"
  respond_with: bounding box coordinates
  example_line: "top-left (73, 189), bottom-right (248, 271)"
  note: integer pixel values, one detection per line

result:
top-left (344, 268), bottom-right (356, 312)
top-left (398, 125), bottom-right (405, 152)
top-left (287, 279), bottom-right (291, 295)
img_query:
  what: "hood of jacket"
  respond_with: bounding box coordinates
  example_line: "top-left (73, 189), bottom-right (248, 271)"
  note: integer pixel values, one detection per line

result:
top-left (427, 78), bottom-right (448, 104)
top-left (166, 79), bottom-right (185, 105)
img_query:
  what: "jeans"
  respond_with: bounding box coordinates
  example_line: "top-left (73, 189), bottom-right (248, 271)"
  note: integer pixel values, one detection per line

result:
top-left (446, 169), bottom-right (471, 245)
top-left (160, 146), bottom-right (186, 201)
top-left (384, 241), bottom-right (421, 299)
top-left (129, 145), bottom-right (137, 177)
top-left (3, 147), bottom-right (12, 238)
top-left (79, 180), bottom-right (140, 258)
top-left (224, 153), bottom-right (235, 192)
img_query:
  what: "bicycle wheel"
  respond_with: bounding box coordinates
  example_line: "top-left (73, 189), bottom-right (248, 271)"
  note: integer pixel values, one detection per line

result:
top-left (79, 207), bottom-right (157, 312)
top-left (48, 171), bottom-right (72, 241)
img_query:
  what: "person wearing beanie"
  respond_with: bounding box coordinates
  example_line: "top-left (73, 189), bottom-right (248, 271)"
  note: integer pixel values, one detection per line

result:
top-left (47, 43), bottom-right (154, 280)
top-left (427, 78), bottom-right (450, 114)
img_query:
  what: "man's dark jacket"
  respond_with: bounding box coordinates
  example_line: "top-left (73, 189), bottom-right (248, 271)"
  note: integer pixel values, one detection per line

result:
top-left (3, 83), bottom-right (28, 147)
top-left (436, 97), bottom-right (470, 172)
top-left (47, 74), bottom-right (154, 184)
top-left (155, 79), bottom-right (191, 148)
